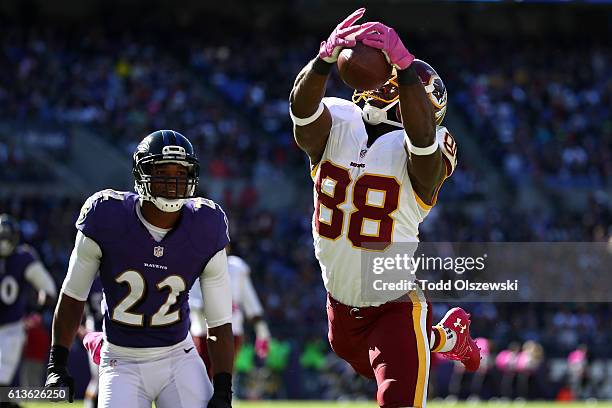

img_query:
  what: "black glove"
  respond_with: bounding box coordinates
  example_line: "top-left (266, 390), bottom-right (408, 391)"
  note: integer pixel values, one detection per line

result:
top-left (44, 345), bottom-right (75, 403)
top-left (207, 372), bottom-right (232, 408)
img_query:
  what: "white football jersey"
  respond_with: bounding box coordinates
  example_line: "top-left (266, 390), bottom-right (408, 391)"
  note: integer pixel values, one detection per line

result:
top-left (189, 255), bottom-right (263, 336)
top-left (311, 97), bottom-right (457, 307)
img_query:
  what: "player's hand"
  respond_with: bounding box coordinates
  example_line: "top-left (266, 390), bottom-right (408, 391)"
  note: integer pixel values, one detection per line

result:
top-left (360, 22), bottom-right (415, 70)
top-left (83, 331), bottom-right (104, 366)
top-left (207, 393), bottom-right (232, 408)
top-left (208, 373), bottom-right (232, 408)
top-left (318, 8), bottom-right (377, 63)
top-left (254, 321), bottom-right (270, 359)
top-left (45, 365), bottom-right (75, 403)
top-left (255, 337), bottom-right (269, 359)
top-left (44, 345), bottom-right (75, 403)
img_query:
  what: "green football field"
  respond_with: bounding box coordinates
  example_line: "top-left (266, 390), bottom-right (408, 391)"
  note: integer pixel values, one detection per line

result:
top-left (20, 401), bottom-right (612, 408)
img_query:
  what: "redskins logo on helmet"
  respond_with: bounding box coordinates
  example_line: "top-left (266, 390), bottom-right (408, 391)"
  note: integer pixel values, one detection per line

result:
top-left (353, 59), bottom-right (448, 127)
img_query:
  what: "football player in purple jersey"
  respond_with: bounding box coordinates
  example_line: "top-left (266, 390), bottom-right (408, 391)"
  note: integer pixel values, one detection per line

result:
top-left (0, 214), bottom-right (57, 392)
top-left (44, 130), bottom-right (234, 408)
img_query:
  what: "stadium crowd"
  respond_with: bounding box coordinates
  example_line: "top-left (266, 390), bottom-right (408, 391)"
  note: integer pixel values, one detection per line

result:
top-left (1, 24), bottom-right (610, 400)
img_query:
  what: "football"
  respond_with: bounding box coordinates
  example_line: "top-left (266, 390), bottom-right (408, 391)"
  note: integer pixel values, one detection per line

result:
top-left (337, 42), bottom-right (392, 91)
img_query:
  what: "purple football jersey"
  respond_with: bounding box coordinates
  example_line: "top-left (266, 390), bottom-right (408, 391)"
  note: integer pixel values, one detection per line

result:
top-left (76, 190), bottom-right (230, 347)
top-left (0, 245), bottom-right (39, 325)
top-left (86, 278), bottom-right (104, 331)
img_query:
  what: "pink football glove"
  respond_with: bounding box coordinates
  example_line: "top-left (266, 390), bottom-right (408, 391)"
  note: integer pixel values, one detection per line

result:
top-left (319, 8), bottom-right (377, 63)
top-left (83, 331), bottom-right (104, 366)
top-left (254, 321), bottom-right (270, 359)
top-left (255, 337), bottom-right (269, 359)
top-left (360, 22), bottom-right (415, 70)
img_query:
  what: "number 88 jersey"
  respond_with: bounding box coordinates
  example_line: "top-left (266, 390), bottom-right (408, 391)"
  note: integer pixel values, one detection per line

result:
top-left (311, 98), bottom-right (457, 308)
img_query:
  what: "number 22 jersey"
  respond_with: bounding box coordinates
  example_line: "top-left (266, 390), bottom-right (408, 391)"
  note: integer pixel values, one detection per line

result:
top-left (74, 190), bottom-right (229, 348)
top-left (311, 97), bottom-right (458, 307)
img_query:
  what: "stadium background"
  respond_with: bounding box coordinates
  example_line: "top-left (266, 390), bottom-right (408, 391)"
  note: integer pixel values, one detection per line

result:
top-left (0, 0), bottom-right (610, 405)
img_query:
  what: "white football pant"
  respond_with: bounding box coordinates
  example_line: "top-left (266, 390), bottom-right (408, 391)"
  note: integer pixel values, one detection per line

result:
top-left (98, 338), bottom-right (212, 408)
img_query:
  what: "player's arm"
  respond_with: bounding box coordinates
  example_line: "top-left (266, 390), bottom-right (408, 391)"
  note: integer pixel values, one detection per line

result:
top-left (200, 248), bottom-right (233, 408)
top-left (289, 58), bottom-right (333, 164)
top-left (45, 231), bottom-right (101, 402)
top-left (290, 8), bottom-right (374, 165)
top-left (398, 66), bottom-right (446, 203)
top-left (240, 270), bottom-right (270, 358)
top-left (24, 260), bottom-right (57, 306)
top-left (362, 23), bottom-right (446, 204)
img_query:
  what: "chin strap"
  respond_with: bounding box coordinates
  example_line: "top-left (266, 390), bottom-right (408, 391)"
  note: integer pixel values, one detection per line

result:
top-left (150, 197), bottom-right (186, 212)
top-left (362, 100), bottom-right (403, 128)
top-left (135, 183), bottom-right (186, 212)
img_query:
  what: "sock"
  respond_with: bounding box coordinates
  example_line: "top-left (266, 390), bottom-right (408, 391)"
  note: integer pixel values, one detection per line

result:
top-left (430, 325), bottom-right (457, 352)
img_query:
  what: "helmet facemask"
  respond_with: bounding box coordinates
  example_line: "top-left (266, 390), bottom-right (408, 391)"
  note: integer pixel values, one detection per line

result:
top-left (133, 145), bottom-right (199, 213)
top-left (354, 76), bottom-right (402, 128)
top-left (353, 61), bottom-right (448, 127)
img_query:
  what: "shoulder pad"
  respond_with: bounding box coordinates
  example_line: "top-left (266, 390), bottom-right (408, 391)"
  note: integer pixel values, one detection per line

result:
top-left (15, 244), bottom-right (39, 262)
top-left (76, 189), bottom-right (132, 241)
top-left (186, 198), bottom-right (230, 254)
top-left (189, 197), bottom-right (217, 211)
top-left (77, 189), bottom-right (129, 224)
top-left (323, 97), bottom-right (362, 125)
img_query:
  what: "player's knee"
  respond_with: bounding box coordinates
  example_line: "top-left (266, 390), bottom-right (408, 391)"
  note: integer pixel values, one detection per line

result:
top-left (377, 379), bottom-right (415, 408)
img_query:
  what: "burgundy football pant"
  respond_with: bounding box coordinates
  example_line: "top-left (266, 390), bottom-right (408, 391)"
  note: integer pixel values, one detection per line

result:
top-left (327, 293), bottom-right (432, 408)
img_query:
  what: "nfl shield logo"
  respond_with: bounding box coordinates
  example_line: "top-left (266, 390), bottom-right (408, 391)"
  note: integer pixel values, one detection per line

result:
top-left (359, 149), bottom-right (368, 159)
top-left (153, 246), bottom-right (164, 258)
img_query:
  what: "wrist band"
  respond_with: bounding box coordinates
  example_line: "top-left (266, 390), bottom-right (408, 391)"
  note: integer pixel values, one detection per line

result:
top-left (312, 57), bottom-right (333, 75)
top-left (405, 133), bottom-right (439, 155)
top-left (290, 101), bottom-right (325, 126)
top-left (49, 345), bottom-right (70, 367)
top-left (397, 65), bottom-right (420, 86)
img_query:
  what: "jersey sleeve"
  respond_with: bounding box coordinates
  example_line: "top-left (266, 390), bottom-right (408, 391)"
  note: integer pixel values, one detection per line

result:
top-left (200, 249), bottom-right (232, 328)
top-left (241, 273), bottom-right (264, 319)
top-left (24, 261), bottom-right (57, 297)
top-left (436, 126), bottom-right (458, 177)
top-left (61, 231), bottom-right (102, 301)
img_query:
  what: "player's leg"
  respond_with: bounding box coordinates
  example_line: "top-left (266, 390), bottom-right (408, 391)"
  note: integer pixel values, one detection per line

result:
top-left (97, 359), bottom-right (153, 408)
top-left (0, 322), bottom-right (25, 386)
top-left (326, 294), bottom-right (375, 378)
top-left (155, 347), bottom-right (213, 408)
top-left (430, 324), bottom-right (454, 352)
top-left (367, 292), bottom-right (432, 408)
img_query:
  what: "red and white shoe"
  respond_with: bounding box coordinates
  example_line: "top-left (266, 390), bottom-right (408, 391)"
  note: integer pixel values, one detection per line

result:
top-left (436, 307), bottom-right (481, 372)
